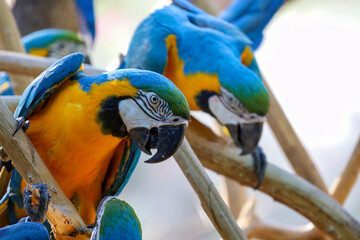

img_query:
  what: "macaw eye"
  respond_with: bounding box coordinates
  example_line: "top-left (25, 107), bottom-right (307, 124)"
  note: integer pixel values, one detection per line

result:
top-left (58, 42), bottom-right (65, 49)
top-left (149, 95), bottom-right (159, 104)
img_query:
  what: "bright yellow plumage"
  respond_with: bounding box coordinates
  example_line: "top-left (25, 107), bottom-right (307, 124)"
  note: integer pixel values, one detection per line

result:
top-left (163, 34), bottom-right (220, 110)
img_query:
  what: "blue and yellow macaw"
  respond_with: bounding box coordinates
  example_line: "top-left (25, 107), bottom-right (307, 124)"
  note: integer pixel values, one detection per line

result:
top-left (0, 28), bottom-right (89, 95)
top-left (91, 196), bottom-right (141, 240)
top-left (123, 0), bottom-right (270, 184)
top-left (219, 0), bottom-right (285, 50)
top-left (0, 53), bottom-right (189, 226)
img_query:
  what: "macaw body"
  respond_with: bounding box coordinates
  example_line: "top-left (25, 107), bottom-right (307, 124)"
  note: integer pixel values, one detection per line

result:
top-left (0, 222), bottom-right (49, 240)
top-left (0, 53), bottom-right (189, 226)
top-left (91, 197), bottom-right (141, 240)
top-left (219, 0), bottom-right (284, 50)
top-left (124, 0), bottom-right (269, 158)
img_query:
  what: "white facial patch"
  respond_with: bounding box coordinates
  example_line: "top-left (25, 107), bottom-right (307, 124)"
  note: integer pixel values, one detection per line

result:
top-left (209, 95), bottom-right (243, 125)
top-left (118, 99), bottom-right (188, 131)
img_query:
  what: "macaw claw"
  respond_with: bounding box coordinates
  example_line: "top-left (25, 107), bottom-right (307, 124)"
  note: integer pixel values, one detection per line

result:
top-left (12, 117), bottom-right (30, 136)
top-left (251, 146), bottom-right (267, 189)
top-left (23, 183), bottom-right (51, 223)
top-left (0, 147), bottom-right (13, 172)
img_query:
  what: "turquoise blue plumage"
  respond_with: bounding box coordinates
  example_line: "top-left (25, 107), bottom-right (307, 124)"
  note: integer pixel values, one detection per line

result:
top-left (91, 197), bottom-right (141, 240)
top-left (219, 0), bottom-right (285, 49)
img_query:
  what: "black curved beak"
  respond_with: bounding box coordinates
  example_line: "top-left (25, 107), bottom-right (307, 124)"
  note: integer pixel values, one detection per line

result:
top-left (129, 124), bottom-right (187, 164)
top-left (226, 122), bottom-right (263, 155)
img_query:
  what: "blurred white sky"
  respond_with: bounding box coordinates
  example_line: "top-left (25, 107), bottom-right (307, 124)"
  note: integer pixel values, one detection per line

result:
top-left (92, 0), bottom-right (360, 239)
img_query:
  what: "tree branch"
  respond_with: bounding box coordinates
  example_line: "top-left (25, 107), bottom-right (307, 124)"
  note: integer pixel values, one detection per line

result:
top-left (174, 139), bottom-right (248, 240)
top-left (0, 97), bottom-right (87, 238)
top-left (186, 116), bottom-right (360, 240)
top-left (0, 50), bottom-right (104, 77)
top-left (0, 0), bottom-right (33, 94)
top-left (330, 136), bottom-right (360, 204)
top-left (0, 95), bottom-right (20, 113)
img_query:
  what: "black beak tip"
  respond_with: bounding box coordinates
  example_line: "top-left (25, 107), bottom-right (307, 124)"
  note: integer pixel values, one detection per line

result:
top-left (144, 124), bottom-right (186, 164)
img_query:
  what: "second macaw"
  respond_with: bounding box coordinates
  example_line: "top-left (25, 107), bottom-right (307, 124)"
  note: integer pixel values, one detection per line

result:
top-left (0, 53), bottom-right (189, 226)
top-left (0, 28), bottom-right (90, 95)
top-left (122, 0), bottom-right (269, 185)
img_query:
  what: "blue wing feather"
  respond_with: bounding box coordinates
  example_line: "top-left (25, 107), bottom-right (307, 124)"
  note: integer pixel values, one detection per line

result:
top-left (104, 140), bottom-right (141, 196)
top-left (15, 53), bottom-right (85, 118)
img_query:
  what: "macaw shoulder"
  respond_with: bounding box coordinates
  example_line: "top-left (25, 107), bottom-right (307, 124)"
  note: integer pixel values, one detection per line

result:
top-left (15, 53), bottom-right (84, 118)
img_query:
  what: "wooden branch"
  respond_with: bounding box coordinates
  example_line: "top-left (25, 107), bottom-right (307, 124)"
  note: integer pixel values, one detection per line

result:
top-left (330, 136), bottom-right (360, 204)
top-left (1, 95), bottom-right (20, 113)
top-left (0, 50), bottom-right (104, 76)
top-left (186, 117), bottom-right (360, 240)
top-left (174, 139), bottom-right (247, 240)
top-left (12, 0), bottom-right (79, 37)
top-left (263, 80), bottom-right (328, 192)
top-left (244, 223), bottom-right (329, 240)
top-left (0, 98), bottom-right (87, 238)
top-left (0, 0), bottom-right (33, 94)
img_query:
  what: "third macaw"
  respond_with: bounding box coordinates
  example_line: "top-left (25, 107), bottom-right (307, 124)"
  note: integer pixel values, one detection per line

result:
top-left (122, 0), bottom-right (270, 185)
top-left (219, 0), bottom-right (285, 50)
top-left (0, 53), bottom-right (189, 226)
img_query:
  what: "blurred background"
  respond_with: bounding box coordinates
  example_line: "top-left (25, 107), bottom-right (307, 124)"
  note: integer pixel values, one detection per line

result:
top-left (7, 0), bottom-right (360, 239)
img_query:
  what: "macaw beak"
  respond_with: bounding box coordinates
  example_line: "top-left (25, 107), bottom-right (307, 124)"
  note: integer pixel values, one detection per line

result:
top-left (129, 124), bottom-right (187, 163)
top-left (225, 122), bottom-right (263, 155)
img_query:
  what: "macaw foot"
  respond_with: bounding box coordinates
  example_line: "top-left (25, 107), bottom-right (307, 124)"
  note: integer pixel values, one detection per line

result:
top-left (23, 183), bottom-right (51, 223)
top-left (252, 146), bottom-right (267, 189)
top-left (0, 147), bottom-right (13, 172)
top-left (12, 117), bottom-right (30, 136)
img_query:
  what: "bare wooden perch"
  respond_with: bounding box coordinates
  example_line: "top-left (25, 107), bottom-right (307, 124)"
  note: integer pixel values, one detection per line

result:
top-left (330, 136), bottom-right (360, 204)
top-left (186, 117), bottom-right (360, 240)
top-left (0, 98), bottom-right (87, 239)
top-left (0, 50), bottom-right (104, 76)
top-left (1, 95), bottom-right (20, 113)
top-left (0, 0), bottom-right (33, 94)
top-left (174, 139), bottom-right (247, 240)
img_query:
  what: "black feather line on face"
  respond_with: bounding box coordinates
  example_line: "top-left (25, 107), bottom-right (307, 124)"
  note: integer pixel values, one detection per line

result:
top-left (195, 90), bottom-right (218, 117)
top-left (97, 96), bottom-right (131, 138)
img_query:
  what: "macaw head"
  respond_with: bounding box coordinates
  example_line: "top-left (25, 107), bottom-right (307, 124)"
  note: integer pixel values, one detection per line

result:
top-left (90, 69), bottom-right (190, 163)
top-left (91, 196), bottom-right (141, 240)
top-left (195, 66), bottom-right (269, 155)
top-left (22, 28), bottom-right (90, 62)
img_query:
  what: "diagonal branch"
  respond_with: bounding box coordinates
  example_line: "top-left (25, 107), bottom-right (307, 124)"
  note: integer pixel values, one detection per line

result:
top-left (0, 0), bottom-right (33, 94)
top-left (186, 117), bottom-right (360, 240)
top-left (174, 139), bottom-right (248, 240)
top-left (0, 50), bottom-right (103, 76)
top-left (330, 136), bottom-right (360, 204)
top-left (0, 97), bottom-right (87, 238)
